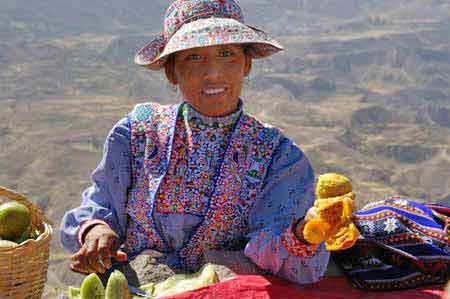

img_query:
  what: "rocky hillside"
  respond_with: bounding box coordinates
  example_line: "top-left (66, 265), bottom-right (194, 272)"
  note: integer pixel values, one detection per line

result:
top-left (1, 0), bottom-right (450, 297)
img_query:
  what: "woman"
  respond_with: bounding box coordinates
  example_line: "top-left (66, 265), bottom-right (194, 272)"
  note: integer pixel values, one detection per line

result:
top-left (60, 0), bottom-right (330, 284)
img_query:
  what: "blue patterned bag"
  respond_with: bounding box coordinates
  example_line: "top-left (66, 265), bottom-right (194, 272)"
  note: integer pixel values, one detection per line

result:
top-left (333, 196), bottom-right (450, 291)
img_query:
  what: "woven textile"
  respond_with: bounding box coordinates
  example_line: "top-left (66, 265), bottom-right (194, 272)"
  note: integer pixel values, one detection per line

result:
top-left (333, 196), bottom-right (450, 291)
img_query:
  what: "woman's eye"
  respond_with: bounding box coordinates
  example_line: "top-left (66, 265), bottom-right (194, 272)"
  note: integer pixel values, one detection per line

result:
top-left (219, 50), bottom-right (233, 57)
top-left (186, 54), bottom-right (202, 61)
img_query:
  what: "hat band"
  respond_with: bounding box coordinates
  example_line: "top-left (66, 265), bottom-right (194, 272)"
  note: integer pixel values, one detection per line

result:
top-left (135, 17), bottom-right (283, 69)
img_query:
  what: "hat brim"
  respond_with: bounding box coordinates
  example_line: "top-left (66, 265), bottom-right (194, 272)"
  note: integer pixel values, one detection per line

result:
top-left (134, 17), bottom-right (283, 70)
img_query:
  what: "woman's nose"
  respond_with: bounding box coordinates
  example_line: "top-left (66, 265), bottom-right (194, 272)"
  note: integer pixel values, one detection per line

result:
top-left (203, 60), bottom-right (222, 80)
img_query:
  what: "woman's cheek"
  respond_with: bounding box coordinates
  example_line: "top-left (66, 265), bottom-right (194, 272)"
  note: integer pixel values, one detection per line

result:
top-left (227, 61), bottom-right (245, 75)
top-left (178, 68), bottom-right (199, 87)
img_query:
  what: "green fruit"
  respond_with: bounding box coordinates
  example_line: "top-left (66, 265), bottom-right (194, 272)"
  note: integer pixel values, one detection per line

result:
top-left (80, 273), bottom-right (105, 299)
top-left (0, 240), bottom-right (18, 248)
top-left (68, 286), bottom-right (80, 299)
top-left (14, 225), bottom-right (32, 244)
top-left (105, 270), bottom-right (130, 299)
top-left (0, 201), bottom-right (31, 240)
top-left (154, 264), bottom-right (218, 298)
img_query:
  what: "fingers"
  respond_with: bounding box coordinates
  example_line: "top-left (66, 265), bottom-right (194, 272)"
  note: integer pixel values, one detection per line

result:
top-left (70, 247), bottom-right (92, 274)
top-left (113, 250), bottom-right (128, 262)
top-left (97, 235), bottom-right (114, 270)
top-left (70, 226), bottom-right (124, 275)
top-left (70, 247), bottom-right (91, 274)
top-left (305, 207), bottom-right (319, 221)
top-left (85, 238), bottom-right (107, 274)
top-left (70, 261), bottom-right (90, 274)
top-left (70, 240), bottom-right (108, 274)
top-left (97, 232), bottom-right (128, 263)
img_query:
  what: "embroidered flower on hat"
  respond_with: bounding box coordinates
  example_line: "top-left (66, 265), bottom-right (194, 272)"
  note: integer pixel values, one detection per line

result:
top-left (164, 0), bottom-right (244, 40)
top-left (137, 35), bottom-right (166, 64)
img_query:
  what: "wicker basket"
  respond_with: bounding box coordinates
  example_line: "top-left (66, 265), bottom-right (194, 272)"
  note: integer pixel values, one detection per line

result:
top-left (0, 186), bottom-right (53, 299)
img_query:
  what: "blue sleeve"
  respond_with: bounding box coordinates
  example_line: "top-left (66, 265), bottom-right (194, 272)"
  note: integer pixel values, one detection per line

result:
top-left (59, 116), bottom-right (132, 253)
top-left (244, 136), bottom-right (330, 284)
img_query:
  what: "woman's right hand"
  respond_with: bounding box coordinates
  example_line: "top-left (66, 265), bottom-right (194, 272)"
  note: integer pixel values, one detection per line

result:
top-left (70, 224), bottom-right (128, 274)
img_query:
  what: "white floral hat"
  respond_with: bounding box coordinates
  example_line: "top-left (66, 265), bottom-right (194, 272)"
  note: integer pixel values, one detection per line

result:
top-left (134, 0), bottom-right (283, 70)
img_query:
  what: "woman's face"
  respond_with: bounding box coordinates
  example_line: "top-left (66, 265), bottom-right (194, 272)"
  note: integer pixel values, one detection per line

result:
top-left (166, 44), bottom-right (252, 117)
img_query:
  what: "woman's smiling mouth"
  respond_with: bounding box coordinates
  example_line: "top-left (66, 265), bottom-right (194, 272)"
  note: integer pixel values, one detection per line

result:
top-left (203, 87), bottom-right (227, 96)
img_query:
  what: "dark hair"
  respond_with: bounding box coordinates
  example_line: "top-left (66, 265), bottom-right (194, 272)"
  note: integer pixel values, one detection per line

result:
top-left (165, 53), bottom-right (175, 67)
top-left (242, 44), bottom-right (252, 56)
top-left (164, 54), bottom-right (175, 83)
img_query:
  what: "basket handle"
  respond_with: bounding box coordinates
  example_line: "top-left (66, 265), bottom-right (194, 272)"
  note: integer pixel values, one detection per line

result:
top-left (0, 186), bottom-right (28, 202)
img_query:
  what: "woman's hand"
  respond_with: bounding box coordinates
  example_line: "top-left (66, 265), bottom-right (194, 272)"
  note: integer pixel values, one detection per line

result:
top-left (292, 206), bottom-right (321, 243)
top-left (295, 206), bottom-right (331, 245)
top-left (70, 224), bottom-right (128, 274)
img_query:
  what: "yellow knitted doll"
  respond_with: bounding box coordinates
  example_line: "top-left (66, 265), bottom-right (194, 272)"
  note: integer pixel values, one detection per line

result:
top-left (303, 173), bottom-right (360, 251)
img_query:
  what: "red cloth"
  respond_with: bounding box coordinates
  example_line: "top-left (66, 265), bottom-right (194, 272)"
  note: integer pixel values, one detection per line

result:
top-left (162, 275), bottom-right (445, 299)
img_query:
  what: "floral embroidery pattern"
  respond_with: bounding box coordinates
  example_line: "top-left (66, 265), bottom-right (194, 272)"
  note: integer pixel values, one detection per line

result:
top-left (156, 103), bottom-right (240, 215)
top-left (179, 113), bottom-right (281, 269)
top-left (165, 18), bottom-right (281, 59)
top-left (124, 102), bottom-right (282, 268)
top-left (164, 0), bottom-right (244, 40)
top-left (124, 102), bottom-right (179, 255)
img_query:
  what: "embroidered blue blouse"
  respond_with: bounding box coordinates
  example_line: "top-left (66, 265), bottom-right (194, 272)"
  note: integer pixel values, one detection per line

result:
top-left (60, 102), bottom-right (330, 284)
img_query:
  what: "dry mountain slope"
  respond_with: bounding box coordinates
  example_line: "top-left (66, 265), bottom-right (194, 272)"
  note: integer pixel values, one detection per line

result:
top-left (0, 0), bottom-right (450, 297)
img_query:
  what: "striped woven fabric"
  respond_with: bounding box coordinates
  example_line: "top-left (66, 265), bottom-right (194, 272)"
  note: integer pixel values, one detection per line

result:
top-left (333, 196), bottom-right (450, 291)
